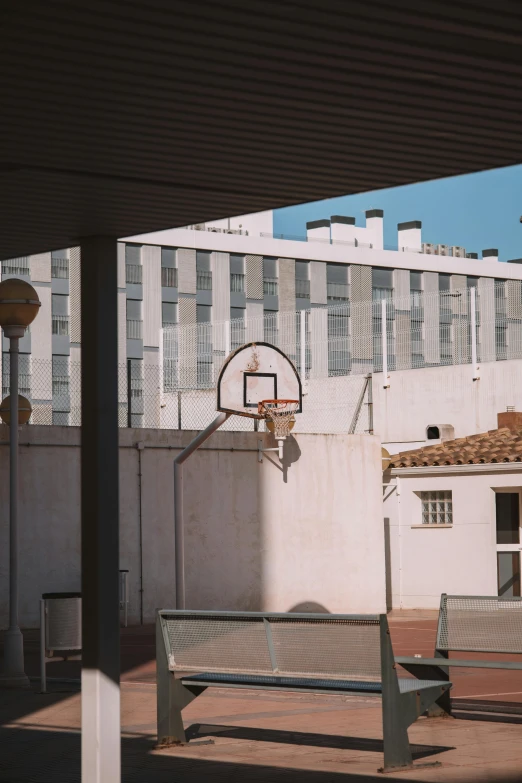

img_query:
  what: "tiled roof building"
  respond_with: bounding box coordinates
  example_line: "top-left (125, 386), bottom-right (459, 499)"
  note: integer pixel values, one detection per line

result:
top-left (390, 411), bottom-right (522, 468)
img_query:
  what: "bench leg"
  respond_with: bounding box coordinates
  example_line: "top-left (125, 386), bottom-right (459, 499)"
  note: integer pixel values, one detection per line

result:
top-left (157, 677), bottom-right (206, 746)
top-left (398, 662), bottom-right (452, 718)
top-left (382, 704), bottom-right (413, 772)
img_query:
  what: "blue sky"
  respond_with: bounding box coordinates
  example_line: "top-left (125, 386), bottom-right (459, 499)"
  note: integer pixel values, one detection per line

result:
top-left (273, 164), bottom-right (522, 263)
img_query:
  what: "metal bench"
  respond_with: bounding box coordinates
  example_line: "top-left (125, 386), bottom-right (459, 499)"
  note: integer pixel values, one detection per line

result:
top-left (156, 609), bottom-right (452, 772)
top-left (396, 593), bottom-right (522, 716)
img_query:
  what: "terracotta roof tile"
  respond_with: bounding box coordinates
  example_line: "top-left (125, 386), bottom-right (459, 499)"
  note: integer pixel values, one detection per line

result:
top-left (389, 427), bottom-right (522, 468)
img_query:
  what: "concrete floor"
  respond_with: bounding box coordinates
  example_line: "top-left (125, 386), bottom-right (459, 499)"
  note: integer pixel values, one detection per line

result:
top-left (2, 616), bottom-right (522, 782)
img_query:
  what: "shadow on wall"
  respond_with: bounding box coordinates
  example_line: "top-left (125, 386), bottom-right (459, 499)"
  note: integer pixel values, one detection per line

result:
top-left (263, 434), bottom-right (302, 483)
top-left (289, 602), bottom-right (330, 613)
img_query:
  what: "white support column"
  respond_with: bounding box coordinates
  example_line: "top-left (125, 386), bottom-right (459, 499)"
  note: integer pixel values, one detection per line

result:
top-left (470, 286), bottom-right (480, 380)
top-left (382, 299), bottom-right (390, 388)
top-left (300, 310), bottom-right (306, 381)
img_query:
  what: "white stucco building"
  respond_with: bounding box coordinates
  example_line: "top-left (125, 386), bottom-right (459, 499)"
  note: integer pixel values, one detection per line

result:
top-left (384, 410), bottom-right (522, 609)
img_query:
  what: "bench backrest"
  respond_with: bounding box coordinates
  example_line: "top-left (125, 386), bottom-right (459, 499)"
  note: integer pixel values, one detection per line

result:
top-left (436, 594), bottom-right (522, 654)
top-left (158, 610), bottom-right (385, 681)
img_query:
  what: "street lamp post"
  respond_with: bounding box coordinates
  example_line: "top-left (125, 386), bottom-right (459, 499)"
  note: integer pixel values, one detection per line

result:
top-left (0, 278), bottom-right (40, 688)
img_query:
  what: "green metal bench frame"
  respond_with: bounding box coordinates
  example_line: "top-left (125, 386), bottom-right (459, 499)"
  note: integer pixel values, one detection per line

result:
top-left (396, 593), bottom-right (522, 717)
top-left (156, 609), bottom-right (451, 772)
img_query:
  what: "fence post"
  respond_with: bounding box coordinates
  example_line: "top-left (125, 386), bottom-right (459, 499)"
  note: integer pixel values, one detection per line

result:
top-left (470, 287), bottom-right (480, 380)
top-left (225, 320), bottom-right (231, 356)
top-left (300, 310), bottom-right (306, 380)
top-left (127, 358), bottom-right (132, 428)
top-left (382, 299), bottom-right (390, 388)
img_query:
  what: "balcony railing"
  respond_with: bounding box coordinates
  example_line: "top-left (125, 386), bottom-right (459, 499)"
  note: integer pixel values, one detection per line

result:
top-left (52, 377), bottom-right (70, 396)
top-left (327, 282), bottom-right (349, 301)
top-left (161, 267), bottom-right (178, 287)
top-left (52, 315), bottom-right (70, 336)
top-left (230, 273), bottom-right (245, 293)
top-left (3, 374), bottom-right (31, 398)
top-left (263, 277), bottom-right (278, 296)
top-left (51, 257), bottom-right (69, 279)
top-left (295, 279), bottom-right (310, 299)
top-left (126, 264), bottom-right (142, 285)
top-left (2, 258), bottom-right (30, 276)
top-left (197, 270), bottom-right (212, 290)
top-left (127, 319), bottom-right (143, 339)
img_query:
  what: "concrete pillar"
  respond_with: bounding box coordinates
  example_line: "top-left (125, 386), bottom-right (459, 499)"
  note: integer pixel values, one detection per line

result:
top-left (80, 237), bottom-right (120, 783)
top-left (397, 221), bottom-right (421, 252)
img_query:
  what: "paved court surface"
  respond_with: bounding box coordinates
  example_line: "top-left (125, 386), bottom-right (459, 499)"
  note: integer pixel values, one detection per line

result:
top-left (2, 612), bottom-right (522, 782)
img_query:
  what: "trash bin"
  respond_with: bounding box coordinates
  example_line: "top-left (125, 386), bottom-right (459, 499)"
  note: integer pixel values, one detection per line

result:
top-left (40, 592), bottom-right (81, 693)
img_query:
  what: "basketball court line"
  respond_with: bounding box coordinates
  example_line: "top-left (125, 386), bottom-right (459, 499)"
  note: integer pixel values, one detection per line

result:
top-left (457, 690), bottom-right (522, 699)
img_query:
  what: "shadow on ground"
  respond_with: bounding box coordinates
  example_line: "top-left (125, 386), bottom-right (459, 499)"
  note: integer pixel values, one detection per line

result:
top-left (186, 722), bottom-right (453, 761)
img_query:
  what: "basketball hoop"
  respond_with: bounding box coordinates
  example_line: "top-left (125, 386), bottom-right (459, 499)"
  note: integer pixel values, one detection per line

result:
top-left (258, 399), bottom-right (299, 440)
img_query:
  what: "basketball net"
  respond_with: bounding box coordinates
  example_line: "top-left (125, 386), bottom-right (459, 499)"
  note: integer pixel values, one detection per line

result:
top-left (258, 399), bottom-right (299, 440)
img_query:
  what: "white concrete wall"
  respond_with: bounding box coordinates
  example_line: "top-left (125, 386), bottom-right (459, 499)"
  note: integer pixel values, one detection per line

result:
top-left (0, 426), bottom-right (385, 627)
top-left (373, 359), bottom-right (522, 449)
top-left (383, 467), bottom-right (522, 609)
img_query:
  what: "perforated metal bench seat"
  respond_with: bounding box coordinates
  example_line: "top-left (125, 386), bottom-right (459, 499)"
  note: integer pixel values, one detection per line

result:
top-left (156, 609), bottom-right (453, 773)
top-left (181, 671), bottom-right (447, 695)
top-left (397, 594), bottom-right (522, 720)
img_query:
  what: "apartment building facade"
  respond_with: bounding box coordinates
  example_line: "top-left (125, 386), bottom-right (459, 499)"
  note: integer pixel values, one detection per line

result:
top-left (2, 209), bottom-right (522, 428)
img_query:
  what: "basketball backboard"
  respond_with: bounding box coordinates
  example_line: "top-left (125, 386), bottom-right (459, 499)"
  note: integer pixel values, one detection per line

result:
top-left (217, 342), bottom-right (302, 419)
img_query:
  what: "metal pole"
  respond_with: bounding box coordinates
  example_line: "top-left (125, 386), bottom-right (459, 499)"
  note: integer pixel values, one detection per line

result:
top-left (300, 310), bottom-right (306, 380)
top-left (127, 359), bottom-right (132, 428)
top-left (381, 299), bottom-right (390, 388)
top-left (40, 599), bottom-right (46, 694)
top-left (80, 237), bottom-right (120, 783)
top-left (470, 286), bottom-right (479, 380)
top-left (0, 329), bottom-right (29, 688)
top-left (225, 320), bottom-right (231, 356)
top-left (174, 412), bottom-right (229, 609)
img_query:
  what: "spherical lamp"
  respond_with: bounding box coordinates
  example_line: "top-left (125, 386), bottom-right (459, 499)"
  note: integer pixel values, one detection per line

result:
top-left (0, 278), bottom-right (41, 336)
top-left (0, 395), bottom-right (32, 426)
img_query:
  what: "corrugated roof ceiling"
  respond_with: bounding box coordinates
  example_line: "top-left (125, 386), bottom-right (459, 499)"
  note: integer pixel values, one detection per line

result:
top-left (2, 0), bottom-right (522, 258)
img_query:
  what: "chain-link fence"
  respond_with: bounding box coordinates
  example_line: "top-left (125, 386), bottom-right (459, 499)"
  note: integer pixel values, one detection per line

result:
top-left (3, 282), bottom-right (517, 433)
top-left (1, 358), bottom-right (372, 434)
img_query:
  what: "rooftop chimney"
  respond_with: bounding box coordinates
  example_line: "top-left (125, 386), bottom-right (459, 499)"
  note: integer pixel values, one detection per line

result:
top-left (498, 409), bottom-right (522, 430)
top-left (306, 219), bottom-right (330, 243)
top-left (397, 220), bottom-right (421, 252)
top-left (330, 215), bottom-right (356, 245)
top-left (365, 209), bottom-right (384, 250)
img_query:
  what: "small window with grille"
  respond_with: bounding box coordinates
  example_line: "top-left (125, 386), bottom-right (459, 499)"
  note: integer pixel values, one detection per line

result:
top-left (420, 491), bottom-right (453, 525)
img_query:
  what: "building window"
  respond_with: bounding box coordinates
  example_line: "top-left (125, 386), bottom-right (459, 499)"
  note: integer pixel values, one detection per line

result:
top-left (162, 302), bottom-right (177, 327)
top-left (230, 255), bottom-right (245, 292)
top-left (263, 257), bottom-right (278, 296)
top-left (426, 426), bottom-right (440, 440)
top-left (128, 358), bottom-right (144, 426)
top-left (328, 308), bottom-right (350, 376)
top-left (125, 244), bottom-right (141, 264)
top-left (2, 353), bottom-right (31, 397)
top-left (161, 248), bottom-right (177, 287)
top-left (230, 307), bottom-right (246, 350)
top-left (295, 261), bottom-right (310, 299)
top-left (52, 294), bottom-right (69, 335)
top-left (126, 299), bottom-right (143, 339)
top-left (125, 262), bottom-right (142, 284)
top-left (196, 251), bottom-right (212, 290)
top-left (1, 257), bottom-right (29, 276)
top-left (51, 250), bottom-right (69, 279)
top-left (327, 264), bottom-right (349, 301)
top-left (420, 491), bottom-right (453, 525)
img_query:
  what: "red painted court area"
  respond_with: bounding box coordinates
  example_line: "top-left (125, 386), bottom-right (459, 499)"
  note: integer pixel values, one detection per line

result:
top-left (8, 614), bottom-right (522, 705)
